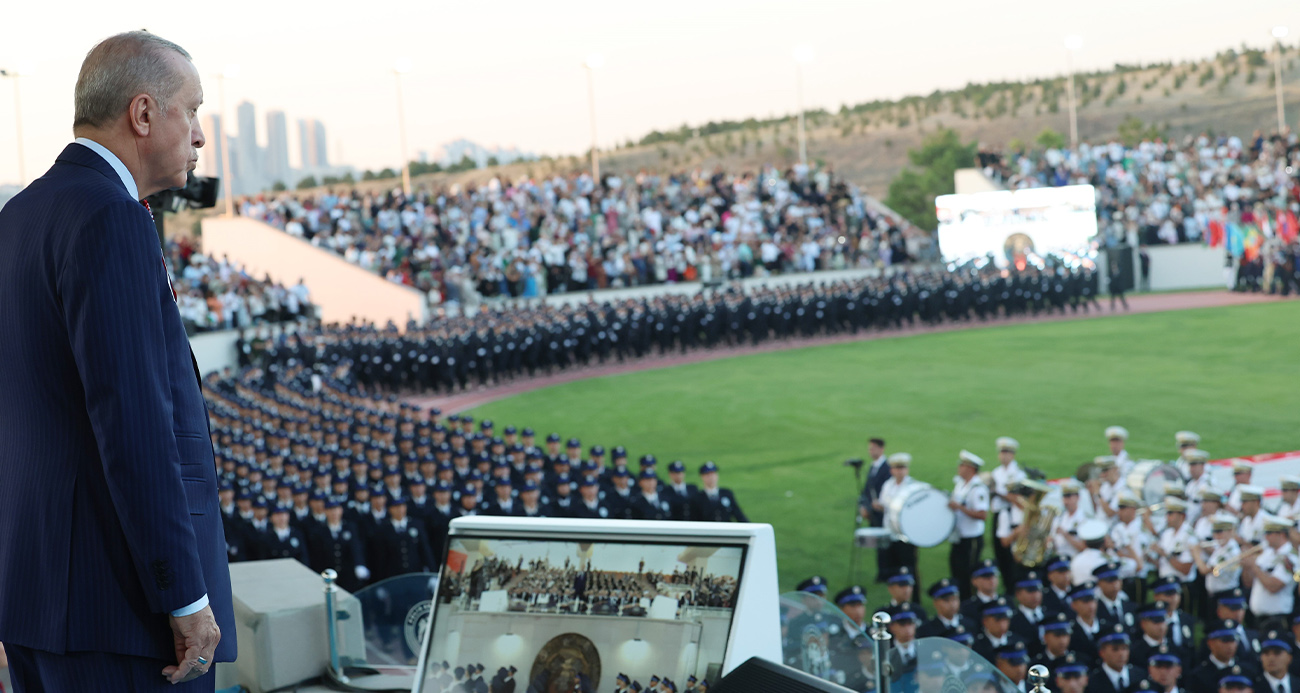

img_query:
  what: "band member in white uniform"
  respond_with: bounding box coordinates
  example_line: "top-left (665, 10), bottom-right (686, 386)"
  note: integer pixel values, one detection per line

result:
top-left (1195, 513), bottom-right (1244, 596)
top-left (1106, 426), bottom-right (1134, 477)
top-left (1111, 494), bottom-right (1152, 581)
top-left (1182, 450), bottom-right (1215, 524)
top-left (1153, 497), bottom-right (1197, 583)
top-left (1072, 519), bottom-right (1113, 586)
top-left (949, 450), bottom-right (990, 601)
top-left (1272, 476), bottom-right (1300, 521)
top-left (990, 437), bottom-right (1026, 581)
top-left (1225, 462), bottom-right (1254, 515)
top-left (1236, 486), bottom-right (1267, 547)
top-left (1194, 490), bottom-right (1227, 541)
top-left (1053, 480), bottom-right (1092, 559)
top-left (876, 452), bottom-right (919, 580)
top-left (1244, 517), bottom-right (1297, 631)
top-left (1090, 457), bottom-right (1123, 519)
top-left (1172, 431), bottom-right (1201, 477)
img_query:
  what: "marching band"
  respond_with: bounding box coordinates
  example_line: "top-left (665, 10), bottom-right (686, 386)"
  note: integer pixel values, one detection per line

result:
top-left (829, 428), bottom-right (1300, 693)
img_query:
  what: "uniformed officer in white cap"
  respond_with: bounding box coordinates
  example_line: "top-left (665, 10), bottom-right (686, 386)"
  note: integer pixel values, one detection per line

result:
top-left (1182, 449), bottom-right (1215, 524)
top-left (1052, 479), bottom-right (1093, 560)
top-left (949, 450), bottom-right (990, 599)
top-left (1194, 513), bottom-right (1243, 597)
top-left (1245, 516), bottom-right (1297, 631)
top-left (1089, 456), bottom-right (1123, 519)
top-left (1273, 476), bottom-right (1300, 520)
top-left (1152, 497), bottom-right (1196, 584)
top-left (876, 453), bottom-right (918, 580)
top-left (1236, 486), bottom-right (1267, 546)
top-left (1071, 519), bottom-right (1112, 586)
top-left (1106, 426), bottom-right (1134, 476)
top-left (990, 437), bottom-right (1026, 581)
top-left (1225, 461), bottom-right (1254, 515)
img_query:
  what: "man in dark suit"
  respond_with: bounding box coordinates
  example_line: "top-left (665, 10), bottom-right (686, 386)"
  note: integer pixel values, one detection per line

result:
top-left (0, 31), bottom-right (232, 689)
top-left (857, 438), bottom-right (890, 580)
top-left (691, 461), bottom-right (747, 522)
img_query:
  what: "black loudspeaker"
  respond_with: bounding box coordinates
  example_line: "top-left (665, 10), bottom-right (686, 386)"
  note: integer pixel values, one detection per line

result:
top-left (711, 657), bottom-right (856, 693)
top-left (1107, 246), bottom-right (1135, 292)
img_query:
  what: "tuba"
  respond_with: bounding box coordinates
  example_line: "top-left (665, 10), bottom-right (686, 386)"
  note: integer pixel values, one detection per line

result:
top-left (1012, 480), bottom-right (1060, 566)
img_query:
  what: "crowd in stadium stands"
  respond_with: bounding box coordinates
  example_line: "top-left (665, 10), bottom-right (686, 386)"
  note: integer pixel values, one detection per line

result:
top-left (164, 235), bottom-right (316, 334)
top-left (235, 167), bottom-right (922, 303)
top-left (980, 130), bottom-right (1300, 248)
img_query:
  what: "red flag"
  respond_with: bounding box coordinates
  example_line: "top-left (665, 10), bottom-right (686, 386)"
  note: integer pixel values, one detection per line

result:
top-left (1208, 219), bottom-right (1225, 248)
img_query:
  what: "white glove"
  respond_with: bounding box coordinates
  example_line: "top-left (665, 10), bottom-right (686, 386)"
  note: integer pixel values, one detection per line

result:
top-left (355, 565), bottom-right (371, 581)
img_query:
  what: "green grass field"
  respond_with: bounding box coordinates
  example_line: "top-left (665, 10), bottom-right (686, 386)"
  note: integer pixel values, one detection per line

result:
top-left (468, 301), bottom-right (1300, 595)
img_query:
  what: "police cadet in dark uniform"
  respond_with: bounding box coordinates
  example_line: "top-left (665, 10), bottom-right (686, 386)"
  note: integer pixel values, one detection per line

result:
top-left (571, 476), bottom-right (617, 519)
top-left (264, 504), bottom-right (311, 566)
top-left (1093, 562), bottom-right (1136, 631)
top-left (918, 578), bottom-right (976, 638)
top-left (1034, 613), bottom-right (1090, 678)
top-left (307, 498), bottom-right (370, 593)
top-left (1151, 576), bottom-right (1196, 654)
top-left (692, 461), bottom-right (747, 522)
top-left (372, 497), bottom-right (436, 581)
top-left (1130, 601), bottom-right (1190, 673)
top-left (1084, 624), bottom-right (1138, 693)
top-left (630, 470), bottom-right (673, 520)
top-left (972, 597), bottom-right (1025, 663)
top-left (962, 559), bottom-right (1005, 623)
top-left (1009, 571), bottom-right (1047, 656)
top-left (1070, 582), bottom-right (1105, 666)
top-left (1205, 589), bottom-right (1260, 669)
top-left (1188, 620), bottom-right (1257, 693)
top-left (661, 460), bottom-right (697, 521)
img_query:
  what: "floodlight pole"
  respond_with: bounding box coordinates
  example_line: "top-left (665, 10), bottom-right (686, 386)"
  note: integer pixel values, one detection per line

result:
top-left (796, 62), bottom-right (808, 166)
top-left (1065, 44), bottom-right (1079, 149)
top-left (394, 67), bottom-right (412, 197)
top-left (1274, 27), bottom-right (1289, 133)
top-left (585, 63), bottom-right (600, 182)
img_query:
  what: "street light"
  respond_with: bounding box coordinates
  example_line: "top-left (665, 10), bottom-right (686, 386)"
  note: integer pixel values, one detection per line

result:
top-left (583, 53), bottom-right (604, 182)
top-left (1064, 35), bottom-right (1083, 149)
top-left (393, 58), bottom-right (413, 197)
top-left (792, 44), bottom-right (814, 167)
top-left (217, 64), bottom-right (239, 216)
top-left (0, 62), bottom-right (34, 187)
top-left (1273, 26), bottom-right (1289, 133)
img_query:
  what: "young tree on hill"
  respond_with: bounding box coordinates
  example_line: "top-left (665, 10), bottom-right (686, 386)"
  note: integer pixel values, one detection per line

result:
top-left (884, 129), bottom-right (977, 231)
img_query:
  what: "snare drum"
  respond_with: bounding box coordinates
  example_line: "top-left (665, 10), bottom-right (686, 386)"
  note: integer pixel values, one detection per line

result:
top-left (886, 482), bottom-right (957, 548)
top-left (1126, 460), bottom-right (1184, 507)
top-left (854, 526), bottom-right (894, 549)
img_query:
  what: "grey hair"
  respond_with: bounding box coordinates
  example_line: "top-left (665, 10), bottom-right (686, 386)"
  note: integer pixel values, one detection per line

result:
top-left (73, 31), bottom-right (192, 130)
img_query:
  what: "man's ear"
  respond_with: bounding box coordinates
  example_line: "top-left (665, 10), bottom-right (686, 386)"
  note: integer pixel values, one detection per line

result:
top-left (128, 93), bottom-right (154, 137)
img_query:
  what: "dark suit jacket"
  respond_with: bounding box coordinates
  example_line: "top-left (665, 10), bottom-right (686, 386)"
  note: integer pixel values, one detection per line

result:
top-left (864, 460), bottom-right (891, 526)
top-left (1255, 673), bottom-right (1300, 693)
top-left (0, 143), bottom-right (235, 661)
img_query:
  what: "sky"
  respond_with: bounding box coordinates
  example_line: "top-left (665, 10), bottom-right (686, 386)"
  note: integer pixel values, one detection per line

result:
top-left (0, 0), bottom-right (1296, 187)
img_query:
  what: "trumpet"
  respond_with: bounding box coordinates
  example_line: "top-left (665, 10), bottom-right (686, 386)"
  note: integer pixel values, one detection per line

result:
top-left (1213, 543), bottom-right (1267, 577)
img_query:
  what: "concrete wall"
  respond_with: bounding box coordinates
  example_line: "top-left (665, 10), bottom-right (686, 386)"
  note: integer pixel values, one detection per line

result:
top-left (954, 168), bottom-right (1006, 195)
top-left (1145, 243), bottom-right (1232, 291)
top-left (430, 608), bottom-right (727, 688)
top-left (201, 216), bottom-right (428, 326)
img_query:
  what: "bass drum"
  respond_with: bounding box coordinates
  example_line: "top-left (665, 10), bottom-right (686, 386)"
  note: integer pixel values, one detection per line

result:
top-left (886, 482), bottom-right (956, 548)
top-left (1126, 460), bottom-right (1185, 506)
